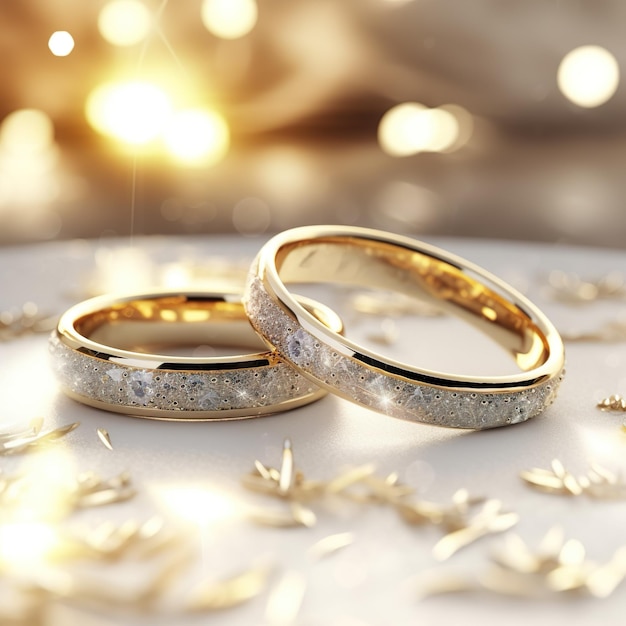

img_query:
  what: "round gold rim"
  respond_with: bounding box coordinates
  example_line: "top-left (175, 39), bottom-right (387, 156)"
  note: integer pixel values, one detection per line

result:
top-left (51, 290), bottom-right (342, 420)
top-left (244, 225), bottom-right (565, 429)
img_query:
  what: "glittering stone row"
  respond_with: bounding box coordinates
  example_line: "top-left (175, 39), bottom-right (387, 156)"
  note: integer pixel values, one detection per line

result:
top-left (49, 333), bottom-right (317, 414)
top-left (244, 276), bottom-right (563, 429)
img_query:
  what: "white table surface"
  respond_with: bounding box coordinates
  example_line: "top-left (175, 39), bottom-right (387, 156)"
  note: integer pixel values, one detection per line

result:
top-left (1, 233), bottom-right (626, 626)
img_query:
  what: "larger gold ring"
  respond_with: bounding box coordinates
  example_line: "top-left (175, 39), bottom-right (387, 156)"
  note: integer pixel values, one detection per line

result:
top-left (244, 226), bottom-right (565, 429)
top-left (50, 291), bottom-right (343, 420)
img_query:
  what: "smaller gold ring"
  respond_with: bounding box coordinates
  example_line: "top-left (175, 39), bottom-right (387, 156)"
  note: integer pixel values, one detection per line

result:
top-left (244, 225), bottom-right (565, 429)
top-left (49, 291), bottom-right (343, 420)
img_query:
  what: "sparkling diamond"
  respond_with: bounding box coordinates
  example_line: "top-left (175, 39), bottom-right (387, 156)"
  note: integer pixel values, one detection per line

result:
top-left (243, 276), bottom-right (564, 429)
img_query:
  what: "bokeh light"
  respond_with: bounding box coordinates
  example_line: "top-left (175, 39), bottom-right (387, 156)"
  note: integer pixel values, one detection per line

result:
top-left (422, 108), bottom-right (459, 152)
top-left (378, 103), bottom-right (462, 156)
top-left (13, 450), bottom-right (78, 523)
top-left (91, 247), bottom-right (156, 294)
top-left (154, 485), bottom-right (241, 526)
top-left (86, 81), bottom-right (172, 145)
top-left (48, 31), bottom-right (75, 56)
top-left (378, 103), bottom-right (426, 157)
top-left (163, 108), bottom-right (230, 166)
top-left (0, 109), bottom-right (54, 155)
top-left (0, 109), bottom-right (60, 215)
top-left (576, 424), bottom-right (623, 462)
top-left (0, 523), bottom-right (59, 570)
top-left (374, 181), bottom-right (441, 231)
top-left (557, 45), bottom-right (620, 108)
top-left (201, 0), bottom-right (258, 39)
top-left (439, 104), bottom-right (473, 151)
top-left (232, 196), bottom-right (271, 236)
top-left (98, 0), bottom-right (152, 47)
top-left (255, 147), bottom-right (318, 202)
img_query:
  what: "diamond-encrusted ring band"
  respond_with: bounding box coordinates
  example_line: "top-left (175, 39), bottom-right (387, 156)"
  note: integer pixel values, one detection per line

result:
top-left (50, 291), bottom-right (343, 420)
top-left (243, 225), bottom-right (565, 429)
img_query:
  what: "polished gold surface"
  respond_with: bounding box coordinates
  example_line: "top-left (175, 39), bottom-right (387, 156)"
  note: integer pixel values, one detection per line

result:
top-left (277, 236), bottom-right (550, 371)
top-left (75, 295), bottom-right (265, 355)
top-left (59, 292), bottom-right (341, 365)
top-left (52, 290), bottom-right (344, 420)
top-left (266, 227), bottom-right (564, 383)
top-left (246, 225), bottom-right (565, 428)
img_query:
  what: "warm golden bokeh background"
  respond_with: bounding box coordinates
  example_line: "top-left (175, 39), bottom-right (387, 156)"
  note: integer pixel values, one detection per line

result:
top-left (2, 0), bottom-right (626, 246)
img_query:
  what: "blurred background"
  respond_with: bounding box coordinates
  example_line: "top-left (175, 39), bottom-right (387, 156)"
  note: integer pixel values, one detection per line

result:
top-left (1, 0), bottom-right (626, 248)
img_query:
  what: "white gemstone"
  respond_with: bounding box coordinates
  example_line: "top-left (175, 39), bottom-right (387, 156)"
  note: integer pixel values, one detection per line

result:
top-left (128, 371), bottom-right (154, 400)
top-left (106, 368), bottom-right (123, 382)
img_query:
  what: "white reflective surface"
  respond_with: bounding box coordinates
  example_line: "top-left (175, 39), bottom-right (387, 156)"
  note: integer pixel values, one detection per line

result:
top-left (1, 234), bottom-right (625, 625)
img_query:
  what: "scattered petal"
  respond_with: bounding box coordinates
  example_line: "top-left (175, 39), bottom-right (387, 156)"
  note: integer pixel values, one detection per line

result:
top-left (97, 428), bottom-right (113, 451)
top-left (586, 546), bottom-right (626, 598)
top-left (308, 532), bottom-right (354, 561)
top-left (522, 460), bottom-right (626, 500)
top-left (414, 571), bottom-right (478, 599)
top-left (247, 506), bottom-right (309, 528)
top-left (278, 439), bottom-right (294, 494)
top-left (519, 469), bottom-right (565, 492)
top-left (597, 394), bottom-right (626, 412)
top-left (559, 539), bottom-right (586, 566)
top-left (290, 502), bottom-right (317, 528)
top-left (186, 564), bottom-right (271, 612)
top-left (426, 527), bottom-right (626, 600)
top-left (265, 570), bottom-right (306, 626)
top-left (325, 464), bottom-right (377, 495)
top-left (0, 422), bottom-right (80, 455)
top-left (432, 510), bottom-right (518, 561)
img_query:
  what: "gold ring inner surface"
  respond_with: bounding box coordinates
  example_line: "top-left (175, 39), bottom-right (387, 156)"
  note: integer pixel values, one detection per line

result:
top-left (73, 296), bottom-right (264, 357)
top-left (74, 294), bottom-right (341, 357)
top-left (275, 237), bottom-right (550, 372)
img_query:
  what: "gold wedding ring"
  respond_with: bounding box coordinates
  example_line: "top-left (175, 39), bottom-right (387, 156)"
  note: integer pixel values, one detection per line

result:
top-left (244, 225), bottom-right (565, 429)
top-left (50, 291), bottom-right (343, 419)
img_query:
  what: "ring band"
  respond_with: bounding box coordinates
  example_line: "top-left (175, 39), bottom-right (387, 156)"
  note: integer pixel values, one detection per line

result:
top-left (244, 226), bottom-right (565, 429)
top-left (50, 291), bottom-right (343, 420)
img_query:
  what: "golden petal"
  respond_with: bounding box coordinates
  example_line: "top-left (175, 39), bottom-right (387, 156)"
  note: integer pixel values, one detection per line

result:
top-left (559, 539), bottom-right (586, 566)
top-left (290, 502), bottom-right (316, 528)
top-left (308, 532), bottom-right (354, 561)
top-left (325, 464), bottom-right (376, 494)
top-left (562, 474), bottom-right (583, 496)
top-left (278, 439), bottom-right (294, 494)
top-left (186, 564), bottom-right (271, 612)
top-left (550, 459), bottom-right (567, 479)
top-left (546, 565), bottom-right (589, 592)
top-left (519, 470), bottom-right (565, 492)
top-left (264, 570), bottom-right (306, 624)
top-left (97, 428), bottom-right (113, 451)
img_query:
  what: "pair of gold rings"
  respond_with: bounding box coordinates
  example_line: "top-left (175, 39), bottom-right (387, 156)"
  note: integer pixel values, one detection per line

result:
top-left (50, 226), bottom-right (565, 429)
